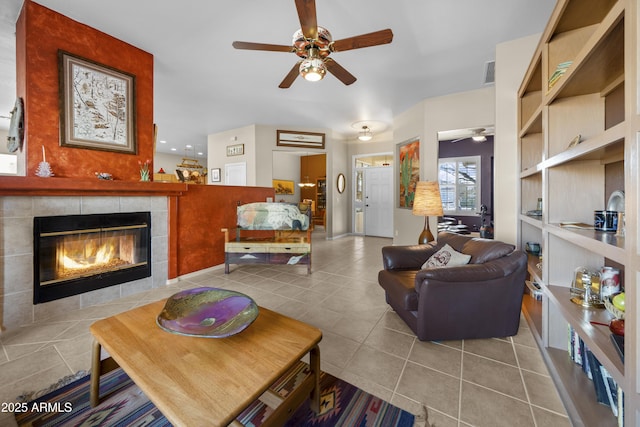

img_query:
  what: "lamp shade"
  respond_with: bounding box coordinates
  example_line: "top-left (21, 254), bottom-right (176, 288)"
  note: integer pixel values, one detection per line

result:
top-left (412, 181), bottom-right (444, 217)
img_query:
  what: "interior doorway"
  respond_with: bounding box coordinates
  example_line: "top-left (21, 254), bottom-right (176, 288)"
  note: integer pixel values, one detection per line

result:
top-left (353, 153), bottom-right (393, 237)
top-left (437, 126), bottom-right (494, 236)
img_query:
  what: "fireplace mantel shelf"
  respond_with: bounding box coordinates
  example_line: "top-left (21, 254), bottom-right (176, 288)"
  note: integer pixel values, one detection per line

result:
top-left (0, 176), bottom-right (190, 197)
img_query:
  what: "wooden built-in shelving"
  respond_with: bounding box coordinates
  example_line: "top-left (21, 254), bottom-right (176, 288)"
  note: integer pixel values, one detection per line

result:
top-left (516, 0), bottom-right (638, 425)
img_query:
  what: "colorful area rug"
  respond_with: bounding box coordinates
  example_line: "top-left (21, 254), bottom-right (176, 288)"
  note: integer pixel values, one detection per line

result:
top-left (15, 362), bottom-right (415, 427)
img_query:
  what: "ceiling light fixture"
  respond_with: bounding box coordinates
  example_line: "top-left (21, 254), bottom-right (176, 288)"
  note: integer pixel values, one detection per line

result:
top-left (472, 135), bottom-right (487, 142)
top-left (299, 47), bottom-right (326, 82)
top-left (358, 126), bottom-right (373, 141)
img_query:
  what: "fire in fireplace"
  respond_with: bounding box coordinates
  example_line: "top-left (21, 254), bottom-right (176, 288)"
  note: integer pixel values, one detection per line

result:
top-left (33, 212), bottom-right (151, 304)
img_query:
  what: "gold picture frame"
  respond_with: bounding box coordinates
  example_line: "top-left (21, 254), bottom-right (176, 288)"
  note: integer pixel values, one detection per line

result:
top-left (273, 179), bottom-right (295, 195)
top-left (58, 51), bottom-right (136, 154)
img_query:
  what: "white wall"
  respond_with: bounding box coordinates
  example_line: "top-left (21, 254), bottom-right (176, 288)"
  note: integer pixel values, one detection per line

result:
top-left (392, 102), bottom-right (426, 245)
top-left (207, 123), bottom-right (350, 239)
top-left (495, 33), bottom-right (541, 245)
top-left (346, 137), bottom-right (396, 232)
top-left (207, 124), bottom-right (256, 185)
top-left (272, 151), bottom-right (300, 203)
top-left (392, 87), bottom-right (496, 245)
top-left (327, 131), bottom-right (349, 237)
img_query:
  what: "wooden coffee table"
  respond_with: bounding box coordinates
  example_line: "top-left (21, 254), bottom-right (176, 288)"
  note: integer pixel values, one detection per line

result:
top-left (89, 299), bottom-right (322, 426)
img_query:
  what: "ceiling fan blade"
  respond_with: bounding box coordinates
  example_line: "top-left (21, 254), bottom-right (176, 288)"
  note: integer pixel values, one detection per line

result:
top-left (279, 62), bottom-right (302, 88)
top-left (325, 58), bottom-right (357, 86)
top-left (232, 41), bottom-right (293, 52)
top-left (331, 29), bottom-right (393, 52)
top-left (295, 0), bottom-right (318, 40)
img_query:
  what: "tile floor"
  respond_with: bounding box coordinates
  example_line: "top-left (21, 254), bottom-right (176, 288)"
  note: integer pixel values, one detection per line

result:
top-left (0, 233), bottom-right (570, 427)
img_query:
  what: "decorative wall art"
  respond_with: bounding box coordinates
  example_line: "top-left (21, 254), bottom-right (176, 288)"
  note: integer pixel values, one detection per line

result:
top-left (277, 130), bottom-right (325, 149)
top-left (398, 138), bottom-right (420, 208)
top-left (211, 168), bottom-right (221, 182)
top-left (273, 179), bottom-right (295, 195)
top-left (58, 51), bottom-right (136, 154)
top-left (227, 143), bottom-right (244, 156)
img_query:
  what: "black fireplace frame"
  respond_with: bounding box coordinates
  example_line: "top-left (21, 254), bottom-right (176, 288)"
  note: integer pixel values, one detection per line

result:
top-left (33, 211), bottom-right (152, 304)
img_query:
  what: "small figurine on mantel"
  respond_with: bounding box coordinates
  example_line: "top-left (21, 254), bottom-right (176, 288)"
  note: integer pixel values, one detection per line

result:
top-left (35, 145), bottom-right (54, 177)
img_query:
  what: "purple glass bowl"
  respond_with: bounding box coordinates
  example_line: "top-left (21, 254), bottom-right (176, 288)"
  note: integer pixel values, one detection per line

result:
top-left (157, 287), bottom-right (259, 338)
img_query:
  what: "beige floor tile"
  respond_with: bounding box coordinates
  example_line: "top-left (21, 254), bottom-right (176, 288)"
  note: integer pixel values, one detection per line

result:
top-left (378, 310), bottom-right (415, 335)
top-left (462, 353), bottom-right (527, 400)
top-left (0, 412), bottom-right (18, 427)
top-left (0, 234), bottom-right (571, 426)
top-left (515, 342), bottom-right (549, 375)
top-left (318, 331), bottom-right (361, 369)
top-left (512, 322), bottom-right (537, 348)
top-left (330, 314), bottom-right (377, 343)
top-left (531, 406), bottom-right (572, 427)
top-left (396, 361), bottom-right (460, 418)
top-left (521, 370), bottom-right (567, 414)
top-left (463, 337), bottom-right (518, 366)
top-left (410, 340), bottom-right (462, 377)
top-left (302, 305), bottom-right (342, 331)
top-left (422, 408), bottom-right (458, 427)
top-left (343, 344), bottom-right (406, 390)
top-left (460, 382), bottom-right (535, 427)
top-left (364, 324), bottom-right (416, 358)
top-left (1, 347), bottom-right (66, 385)
top-left (389, 394), bottom-right (428, 420)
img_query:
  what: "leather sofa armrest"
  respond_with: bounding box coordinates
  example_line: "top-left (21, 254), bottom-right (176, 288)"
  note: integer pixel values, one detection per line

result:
top-left (382, 243), bottom-right (438, 270)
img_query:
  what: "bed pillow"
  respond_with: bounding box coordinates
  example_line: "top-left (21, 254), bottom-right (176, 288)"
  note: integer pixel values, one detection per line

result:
top-left (421, 244), bottom-right (471, 269)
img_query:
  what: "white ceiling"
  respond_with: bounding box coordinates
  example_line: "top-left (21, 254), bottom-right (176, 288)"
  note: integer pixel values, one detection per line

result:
top-left (0, 0), bottom-right (556, 157)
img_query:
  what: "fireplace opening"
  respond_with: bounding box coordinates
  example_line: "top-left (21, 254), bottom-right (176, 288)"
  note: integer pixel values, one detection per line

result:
top-left (34, 212), bottom-right (151, 304)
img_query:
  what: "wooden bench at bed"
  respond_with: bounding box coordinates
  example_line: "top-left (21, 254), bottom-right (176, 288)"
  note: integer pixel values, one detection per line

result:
top-left (221, 202), bottom-right (312, 274)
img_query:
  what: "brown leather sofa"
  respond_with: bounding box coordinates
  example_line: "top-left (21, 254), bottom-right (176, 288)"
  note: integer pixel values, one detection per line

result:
top-left (378, 232), bottom-right (527, 341)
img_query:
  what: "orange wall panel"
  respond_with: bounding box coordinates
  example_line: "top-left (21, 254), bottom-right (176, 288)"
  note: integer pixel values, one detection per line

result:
top-left (17, 1), bottom-right (154, 180)
top-left (175, 185), bottom-right (275, 276)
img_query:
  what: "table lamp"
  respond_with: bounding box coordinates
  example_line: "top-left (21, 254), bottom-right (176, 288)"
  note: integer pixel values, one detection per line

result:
top-left (412, 181), bottom-right (444, 244)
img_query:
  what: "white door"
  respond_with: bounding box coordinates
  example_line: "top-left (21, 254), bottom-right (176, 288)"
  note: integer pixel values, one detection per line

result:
top-left (364, 167), bottom-right (393, 237)
top-left (225, 162), bottom-right (246, 186)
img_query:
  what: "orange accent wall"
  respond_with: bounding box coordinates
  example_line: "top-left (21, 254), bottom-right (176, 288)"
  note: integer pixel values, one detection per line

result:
top-left (172, 185), bottom-right (275, 276)
top-left (16, 1), bottom-right (154, 180)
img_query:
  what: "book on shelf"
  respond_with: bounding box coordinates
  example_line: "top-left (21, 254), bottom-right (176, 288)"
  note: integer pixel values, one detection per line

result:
top-left (600, 366), bottom-right (618, 417)
top-left (586, 349), bottom-right (610, 405)
top-left (568, 326), bottom-right (624, 423)
top-left (617, 386), bottom-right (624, 427)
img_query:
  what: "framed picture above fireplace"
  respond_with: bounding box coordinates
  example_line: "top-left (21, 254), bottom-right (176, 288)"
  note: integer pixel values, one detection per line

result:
top-left (58, 51), bottom-right (137, 154)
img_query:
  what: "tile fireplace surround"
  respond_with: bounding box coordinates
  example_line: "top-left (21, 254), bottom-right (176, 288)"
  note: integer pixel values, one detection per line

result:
top-left (0, 194), bottom-right (169, 332)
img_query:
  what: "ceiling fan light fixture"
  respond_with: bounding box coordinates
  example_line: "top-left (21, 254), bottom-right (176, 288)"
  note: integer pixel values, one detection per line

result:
top-left (358, 126), bottom-right (373, 141)
top-left (472, 135), bottom-right (487, 142)
top-left (299, 48), bottom-right (326, 82)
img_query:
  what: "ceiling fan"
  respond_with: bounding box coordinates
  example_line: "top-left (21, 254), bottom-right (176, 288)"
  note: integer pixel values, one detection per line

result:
top-left (450, 128), bottom-right (493, 143)
top-left (232, 0), bottom-right (393, 88)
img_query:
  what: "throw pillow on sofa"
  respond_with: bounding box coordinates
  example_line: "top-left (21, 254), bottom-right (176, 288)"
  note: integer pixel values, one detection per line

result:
top-left (421, 244), bottom-right (471, 269)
